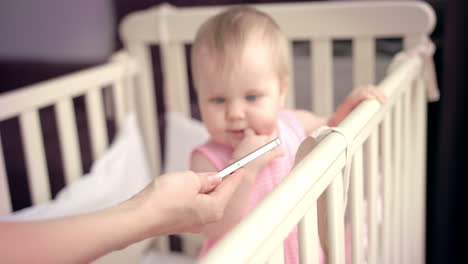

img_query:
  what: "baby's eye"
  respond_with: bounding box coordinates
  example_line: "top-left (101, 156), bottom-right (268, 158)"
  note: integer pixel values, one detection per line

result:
top-left (212, 97), bottom-right (225, 104)
top-left (246, 95), bottom-right (257, 101)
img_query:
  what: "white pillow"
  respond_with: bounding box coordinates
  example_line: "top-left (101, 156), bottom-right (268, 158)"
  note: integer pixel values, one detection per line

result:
top-left (1, 113), bottom-right (152, 220)
top-left (163, 112), bottom-right (209, 173)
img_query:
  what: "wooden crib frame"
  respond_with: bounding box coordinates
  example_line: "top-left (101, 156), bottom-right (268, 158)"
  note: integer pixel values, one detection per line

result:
top-left (0, 1), bottom-right (435, 263)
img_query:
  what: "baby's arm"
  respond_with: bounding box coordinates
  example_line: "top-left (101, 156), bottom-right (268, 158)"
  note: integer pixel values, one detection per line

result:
top-left (294, 85), bottom-right (387, 134)
top-left (293, 109), bottom-right (329, 134)
top-left (328, 85), bottom-right (387, 127)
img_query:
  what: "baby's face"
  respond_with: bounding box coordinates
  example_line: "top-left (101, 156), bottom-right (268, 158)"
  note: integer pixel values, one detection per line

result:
top-left (195, 39), bottom-right (286, 148)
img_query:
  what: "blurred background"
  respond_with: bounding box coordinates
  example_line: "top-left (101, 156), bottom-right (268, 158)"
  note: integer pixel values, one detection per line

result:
top-left (0, 0), bottom-right (465, 263)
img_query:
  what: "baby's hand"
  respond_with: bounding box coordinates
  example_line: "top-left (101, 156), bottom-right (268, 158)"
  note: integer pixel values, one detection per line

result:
top-left (231, 129), bottom-right (283, 178)
top-left (329, 85), bottom-right (387, 126)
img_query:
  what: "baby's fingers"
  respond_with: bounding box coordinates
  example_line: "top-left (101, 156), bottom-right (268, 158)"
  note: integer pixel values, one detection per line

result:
top-left (372, 89), bottom-right (387, 104)
top-left (364, 85), bottom-right (387, 104)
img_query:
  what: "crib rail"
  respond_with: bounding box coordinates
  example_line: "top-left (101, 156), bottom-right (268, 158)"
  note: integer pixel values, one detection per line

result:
top-left (0, 53), bottom-right (137, 212)
top-left (200, 53), bottom-right (426, 264)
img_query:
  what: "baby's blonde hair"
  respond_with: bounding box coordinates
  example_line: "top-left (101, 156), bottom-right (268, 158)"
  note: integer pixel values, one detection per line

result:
top-left (191, 5), bottom-right (289, 88)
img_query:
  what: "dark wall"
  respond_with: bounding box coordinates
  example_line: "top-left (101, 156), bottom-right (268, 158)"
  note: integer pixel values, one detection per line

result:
top-left (425, 0), bottom-right (467, 263)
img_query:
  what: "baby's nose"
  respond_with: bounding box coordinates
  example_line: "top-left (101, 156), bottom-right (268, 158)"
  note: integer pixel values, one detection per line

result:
top-left (226, 101), bottom-right (245, 120)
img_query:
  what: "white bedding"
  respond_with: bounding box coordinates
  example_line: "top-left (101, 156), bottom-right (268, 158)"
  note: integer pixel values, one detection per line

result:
top-left (0, 113), bottom-right (152, 221)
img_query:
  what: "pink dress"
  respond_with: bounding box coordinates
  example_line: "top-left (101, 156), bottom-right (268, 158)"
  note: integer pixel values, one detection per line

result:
top-left (192, 110), bottom-right (325, 264)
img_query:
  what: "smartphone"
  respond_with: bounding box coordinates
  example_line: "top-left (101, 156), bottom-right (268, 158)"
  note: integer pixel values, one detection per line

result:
top-left (217, 138), bottom-right (281, 178)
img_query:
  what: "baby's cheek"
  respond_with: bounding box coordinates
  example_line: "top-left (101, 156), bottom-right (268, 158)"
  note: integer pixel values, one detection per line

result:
top-left (252, 116), bottom-right (276, 136)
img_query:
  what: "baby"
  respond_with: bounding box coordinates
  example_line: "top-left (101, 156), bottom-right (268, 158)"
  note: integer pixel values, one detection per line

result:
top-left (189, 5), bottom-right (385, 263)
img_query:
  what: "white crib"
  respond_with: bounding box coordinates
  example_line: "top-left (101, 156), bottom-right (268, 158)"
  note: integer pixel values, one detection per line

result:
top-left (0, 1), bottom-right (436, 264)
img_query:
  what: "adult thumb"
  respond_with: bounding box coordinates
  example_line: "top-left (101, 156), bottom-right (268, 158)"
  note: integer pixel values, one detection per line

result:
top-left (197, 172), bottom-right (222, 194)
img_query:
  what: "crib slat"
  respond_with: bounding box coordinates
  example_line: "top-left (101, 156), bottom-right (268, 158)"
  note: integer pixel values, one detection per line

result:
top-left (0, 63), bottom-right (126, 122)
top-left (19, 110), bottom-right (51, 205)
top-left (401, 88), bottom-right (411, 264)
top-left (350, 147), bottom-right (365, 264)
top-left (298, 203), bottom-right (320, 264)
top-left (125, 43), bottom-right (166, 252)
top-left (126, 44), bottom-right (161, 177)
top-left (55, 98), bottom-right (83, 184)
top-left (112, 78), bottom-right (126, 128)
top-left (393, 100), bottom-right (402, 264)
top-left (326, 172), bottom-right (345, 264)
top-left (364, 131), bottom-right (379, 264)
top-left (311, 38), bottom-right (333, 116)
top-left (286, 42), bottom-right (295, 109)
top-left (412, 78), bottom-right (427, 264)
top-left (0, 134), bottom-right (12, 215)
top-left (85, 88), bottom-right (109, 160)
top-left (267, 245), bottom-right (285, 264)
top-left (161, 43), bottom-right (190, 117)
top-left (352, 37), bottom-right (375, 88)
top-left (380, 115), bottom-right (393, 264)
top-left (112, 77), bottom-right (127, 129)
top-left (124, 73), bottom-right (136, 114)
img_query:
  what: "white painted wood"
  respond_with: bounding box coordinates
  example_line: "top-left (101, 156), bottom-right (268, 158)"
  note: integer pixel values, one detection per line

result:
top-left (413, 77), bottom-right (427, 264)
top-left (0, 63), bottom-right (127, 121)
top-left (326, 172), bottom-right (345, 264)
top-left (124, 44), bottom-right (168, 254)
top-left (393, 100), bottom-right (402, 264)
top-left (0, 134), bottom-right (12, 215)
top-left (364, 131), bottom-right (379, 264)
top-left (405, 35), bottom-right (427, 264)
top-left (353, 37), bottom-right (375, 88)
top-left (298, 203), bottom-right (320, 264)
top-left (401, 88), bottom-right (411, 264)
top-left (156, 4), bottom-right (190, 116)
top-left (55, 98), bottom-right (83, 184)
top-left (85, 88), bottom-right (109, 160)
top-left (350, 147), bottom-right (364, 264)
top-left (267, 245), bottom-right (285, 264)
top-left (311, 38), bottom-right (334, 116)
top-left (112, 78), bottom-right (127, 129)
top-left (124, 43), bottom-right (162, 178)
top-left (381, 115), bottom-right (393, 264)
top-left (160, 43), bottom-right (191, 117)
top-left (286, 42), bottom-right (295, 109)
top-left (109, 51), bottom-right (139, 116)
top-left (124, 74), bottom-right (137, 114)
top-left (120, 2), bottom-right (435, 43)
top-left (19, 110), bottom-right (51, 205)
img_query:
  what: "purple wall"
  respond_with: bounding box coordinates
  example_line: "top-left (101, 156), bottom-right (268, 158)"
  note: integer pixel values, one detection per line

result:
top-left (0, 0), bottom-right (115, 63)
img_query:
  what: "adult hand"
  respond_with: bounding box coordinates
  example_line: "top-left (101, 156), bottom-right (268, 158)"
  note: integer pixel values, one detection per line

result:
top-left (0, 170), bottom-right (243, 264)
top-left (128, 169), bottom-right (245, 238)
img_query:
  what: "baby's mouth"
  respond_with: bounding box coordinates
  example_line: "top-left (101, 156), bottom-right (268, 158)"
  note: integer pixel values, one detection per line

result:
top-left (228, 129), bottom-right (244, 138)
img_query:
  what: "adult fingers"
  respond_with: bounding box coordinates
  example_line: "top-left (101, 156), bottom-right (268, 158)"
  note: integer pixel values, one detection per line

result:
top-left (207, 168), bottom-right (244, 212)
top-left (197, 172), bottom-right (222, 194)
